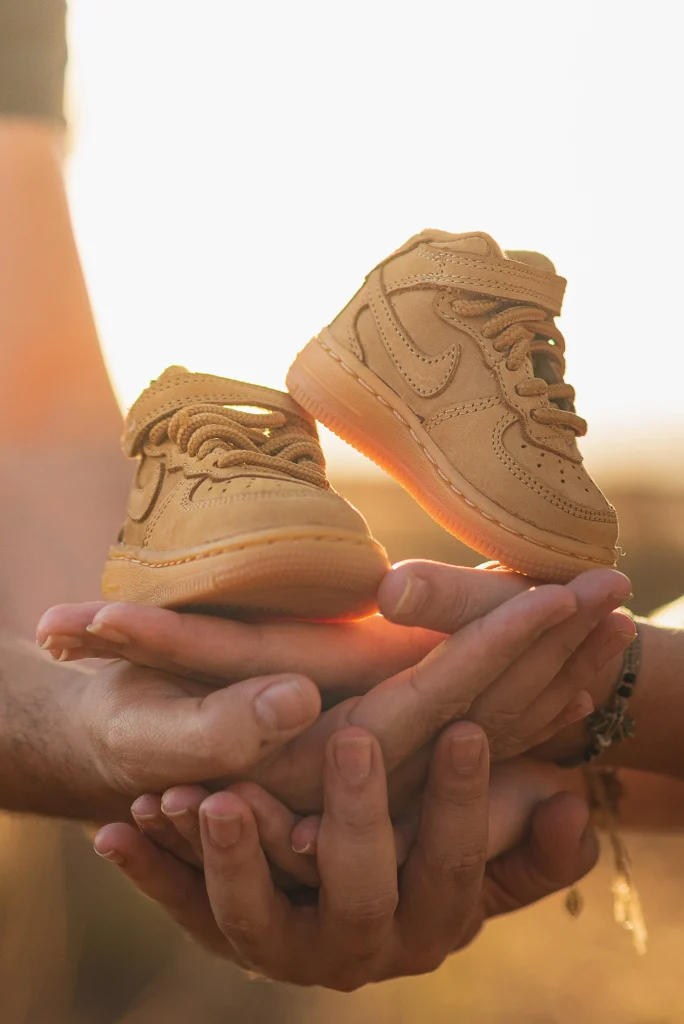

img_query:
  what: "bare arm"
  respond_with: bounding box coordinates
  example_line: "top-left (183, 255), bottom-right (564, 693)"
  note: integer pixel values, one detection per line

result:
top-left (0, 631), bottom-right (322, 822)
top-left (0, 633), bottom-right (112, 818)
top-left (533, 620), bottom-right (684, 780)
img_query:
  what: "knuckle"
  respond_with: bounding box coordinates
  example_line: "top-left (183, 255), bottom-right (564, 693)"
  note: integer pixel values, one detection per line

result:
top-left (409, 948), bottom-right (448, 977)
top-left (553, 632), bottom-right (581, 663)
top-left (338, 803), bottom-right (388, 834)
top-left (424, 845), bottom-right (486, 887)
top-left (328, 971), bottom-right (372, 993)
top-left (216, 912), bottom-right (270, 953)
top-left (405, 663), bottom-right (472, 723)
top-left (488, 733), bottom-right (525, 760)
top-left (331, 888), bottom-right (398, 927)
top-left (476, 704), bottom-right (522, 739)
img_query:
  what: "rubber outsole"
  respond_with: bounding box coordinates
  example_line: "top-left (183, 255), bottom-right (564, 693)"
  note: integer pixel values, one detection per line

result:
top-left (102, 526), bottom-right (391, 621)
top-left (286, 333), bottom-right (618, 582)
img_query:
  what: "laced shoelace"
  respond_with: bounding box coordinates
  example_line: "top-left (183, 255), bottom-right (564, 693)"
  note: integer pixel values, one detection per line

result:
top-left (146, 403), bottom-right (328, 487)
top-left (450, 292), bottom-right (587, 435)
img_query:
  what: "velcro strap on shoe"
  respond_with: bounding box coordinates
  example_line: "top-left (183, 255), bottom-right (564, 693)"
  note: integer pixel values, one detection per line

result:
top-left (394, 245), bottom-right (566, 314)
top-left (123, 372), bottom-right (311, 456)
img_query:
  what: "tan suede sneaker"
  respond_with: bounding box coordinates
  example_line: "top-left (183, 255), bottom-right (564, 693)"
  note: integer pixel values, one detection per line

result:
top-left (102, 367), bottom-right (390, 619)
top-left (287, 230), bottom-right (618, 581)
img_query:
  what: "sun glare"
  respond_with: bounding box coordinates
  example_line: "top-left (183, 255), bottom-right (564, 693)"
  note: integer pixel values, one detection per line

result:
top-left (65, 0), bottom-right (684, 484)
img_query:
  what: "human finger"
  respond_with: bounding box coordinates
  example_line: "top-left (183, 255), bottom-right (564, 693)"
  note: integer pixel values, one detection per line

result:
top-left (467, 571), bottom-right (632, 752)
top-left (398, 723), bottom-right (489, 969)
top-left (131, 793), bottom-right (202, 867)
top-left (92, 666), bottom-right (321, 795)
top-left (92, 823), bottom-right (230, 957)
top-left (230, 782), bottom-right (320, 888)
top-left (199, 790), bottom-right (290, 974)
top-left (38, 601), bottom-right (442, 694)
top-left (317, 728), bottom-right (398, 975)
top-left (160, 785), bottom-right (210, 864)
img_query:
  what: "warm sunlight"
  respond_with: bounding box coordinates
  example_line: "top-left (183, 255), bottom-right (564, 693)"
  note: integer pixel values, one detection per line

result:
top-left (65, 0), bottom-right (683, 484)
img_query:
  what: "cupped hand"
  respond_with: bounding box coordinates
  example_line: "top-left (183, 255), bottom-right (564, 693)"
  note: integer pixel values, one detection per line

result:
top-left (48, 566), bottom-right (634, 823)
top-left (93, 726), bottom-right (598, 991)
top-left (70, 660), bottom-right (321, 814)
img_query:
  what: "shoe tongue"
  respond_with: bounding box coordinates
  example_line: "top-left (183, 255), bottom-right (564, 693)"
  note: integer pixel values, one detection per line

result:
top-left (503, 250), bottom-right (567, 405)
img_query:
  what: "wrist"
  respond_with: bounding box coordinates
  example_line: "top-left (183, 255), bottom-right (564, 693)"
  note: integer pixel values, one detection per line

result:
top-left (0, 634), bottom-right (131, 821)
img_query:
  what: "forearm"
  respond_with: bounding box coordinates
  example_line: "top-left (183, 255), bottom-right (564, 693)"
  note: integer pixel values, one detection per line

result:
top-left (0, 632), bottom-right (129, 820)
top-left (543, 620), bottom-right (684, 779)
top-left (604, 621), bottom-right (684, 777)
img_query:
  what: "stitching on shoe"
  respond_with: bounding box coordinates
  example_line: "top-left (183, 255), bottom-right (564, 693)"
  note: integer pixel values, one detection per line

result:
top-left (417, 248), bottom-right (563, 285)
top-left (390, 273), bottom-right (561, 309)
top-left (491, 412), bottom-right (616, 523)
top-left (179, 489), bottom-right (339, 510)
top-left (110, 534), bottom-right (377, 568)
top-left (424, 396), bottom-right (500, 429)
top-left (315, 338), bottom-right (616, 565)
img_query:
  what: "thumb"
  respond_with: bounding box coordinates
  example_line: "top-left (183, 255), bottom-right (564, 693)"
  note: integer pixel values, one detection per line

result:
top-left (378, 560), bottom-right (529, 634)
top-left (100, 671), bottom-right (321, 794)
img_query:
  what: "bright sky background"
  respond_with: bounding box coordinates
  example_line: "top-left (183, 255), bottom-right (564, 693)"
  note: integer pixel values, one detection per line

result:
top-left (66, 0), bottom-right (683, 485)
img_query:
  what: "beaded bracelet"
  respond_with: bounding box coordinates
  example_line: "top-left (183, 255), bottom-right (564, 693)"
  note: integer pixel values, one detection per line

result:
top-left (582, 615), bottom-right (642, 762)
top-left (559, 612), bottom-right (642, 768)
top-left (561, 614), bottom-right (648, 953)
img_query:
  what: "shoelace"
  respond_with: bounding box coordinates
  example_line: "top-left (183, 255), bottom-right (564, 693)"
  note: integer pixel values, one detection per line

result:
top-left (147, 403), bottom-right (328, 487)
top-left (450, 293), bottom-right (587, 436)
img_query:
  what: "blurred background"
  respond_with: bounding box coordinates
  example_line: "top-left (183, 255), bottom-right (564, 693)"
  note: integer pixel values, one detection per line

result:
top-left (2, 0), bottom-right (684, 1020)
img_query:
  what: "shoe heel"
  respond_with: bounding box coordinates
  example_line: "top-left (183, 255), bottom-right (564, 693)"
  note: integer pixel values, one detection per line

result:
top-left (287, 332), bottom-right (412, 470)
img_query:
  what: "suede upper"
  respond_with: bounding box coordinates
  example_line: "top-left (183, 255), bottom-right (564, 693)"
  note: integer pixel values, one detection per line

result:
top-left (326, 229), bottom-right (617, 549)
top-left (116, 367), bottom-right (375, 553)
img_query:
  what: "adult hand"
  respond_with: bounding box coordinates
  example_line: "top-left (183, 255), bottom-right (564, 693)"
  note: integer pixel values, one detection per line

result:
top-left (70, 660), bottom-right (322, 817)
top-left (93, 725), bottom-right (597, 990)
top-left (42, 568), bottom-right (634, 821)
top-left (38, 560), bottom-right (632, 718)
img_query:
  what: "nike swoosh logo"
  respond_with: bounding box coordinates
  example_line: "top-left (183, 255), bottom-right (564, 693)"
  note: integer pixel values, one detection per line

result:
top-left (365, 267), bottom-right (459, 397)
top-left (126, 459), bottom-right (165, 523)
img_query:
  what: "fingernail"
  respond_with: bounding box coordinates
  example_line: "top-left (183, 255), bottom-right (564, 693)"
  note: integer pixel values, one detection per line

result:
top-left (597, 627), bottom-right (636, 669)
top-left (49, 648), bottom-right (81, 663)
top-left (607, 590), bottom-right (632, 607)
top-left (86, 621), bottom-right (130, 645)
top-left (162, 805), bottom-right (198, 831)
top-left (132, 813), bottom-right (165, 833)
top-left (333, 735), bottom-right (372, 784)
top-left (449, 730), bottom-right (484, 772)
top-left (94, 845), bottom-right (126, 866)
top-left (205, 812), bottom-right (243, 847)
top-left (390, 573), bottom-right (429, 617)
top-left (292, 840), bottom-right (315, 855)
top-left (40, 634), bottom-right (83, 651)
top-left (253, 679), bottom-right (311, 731)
